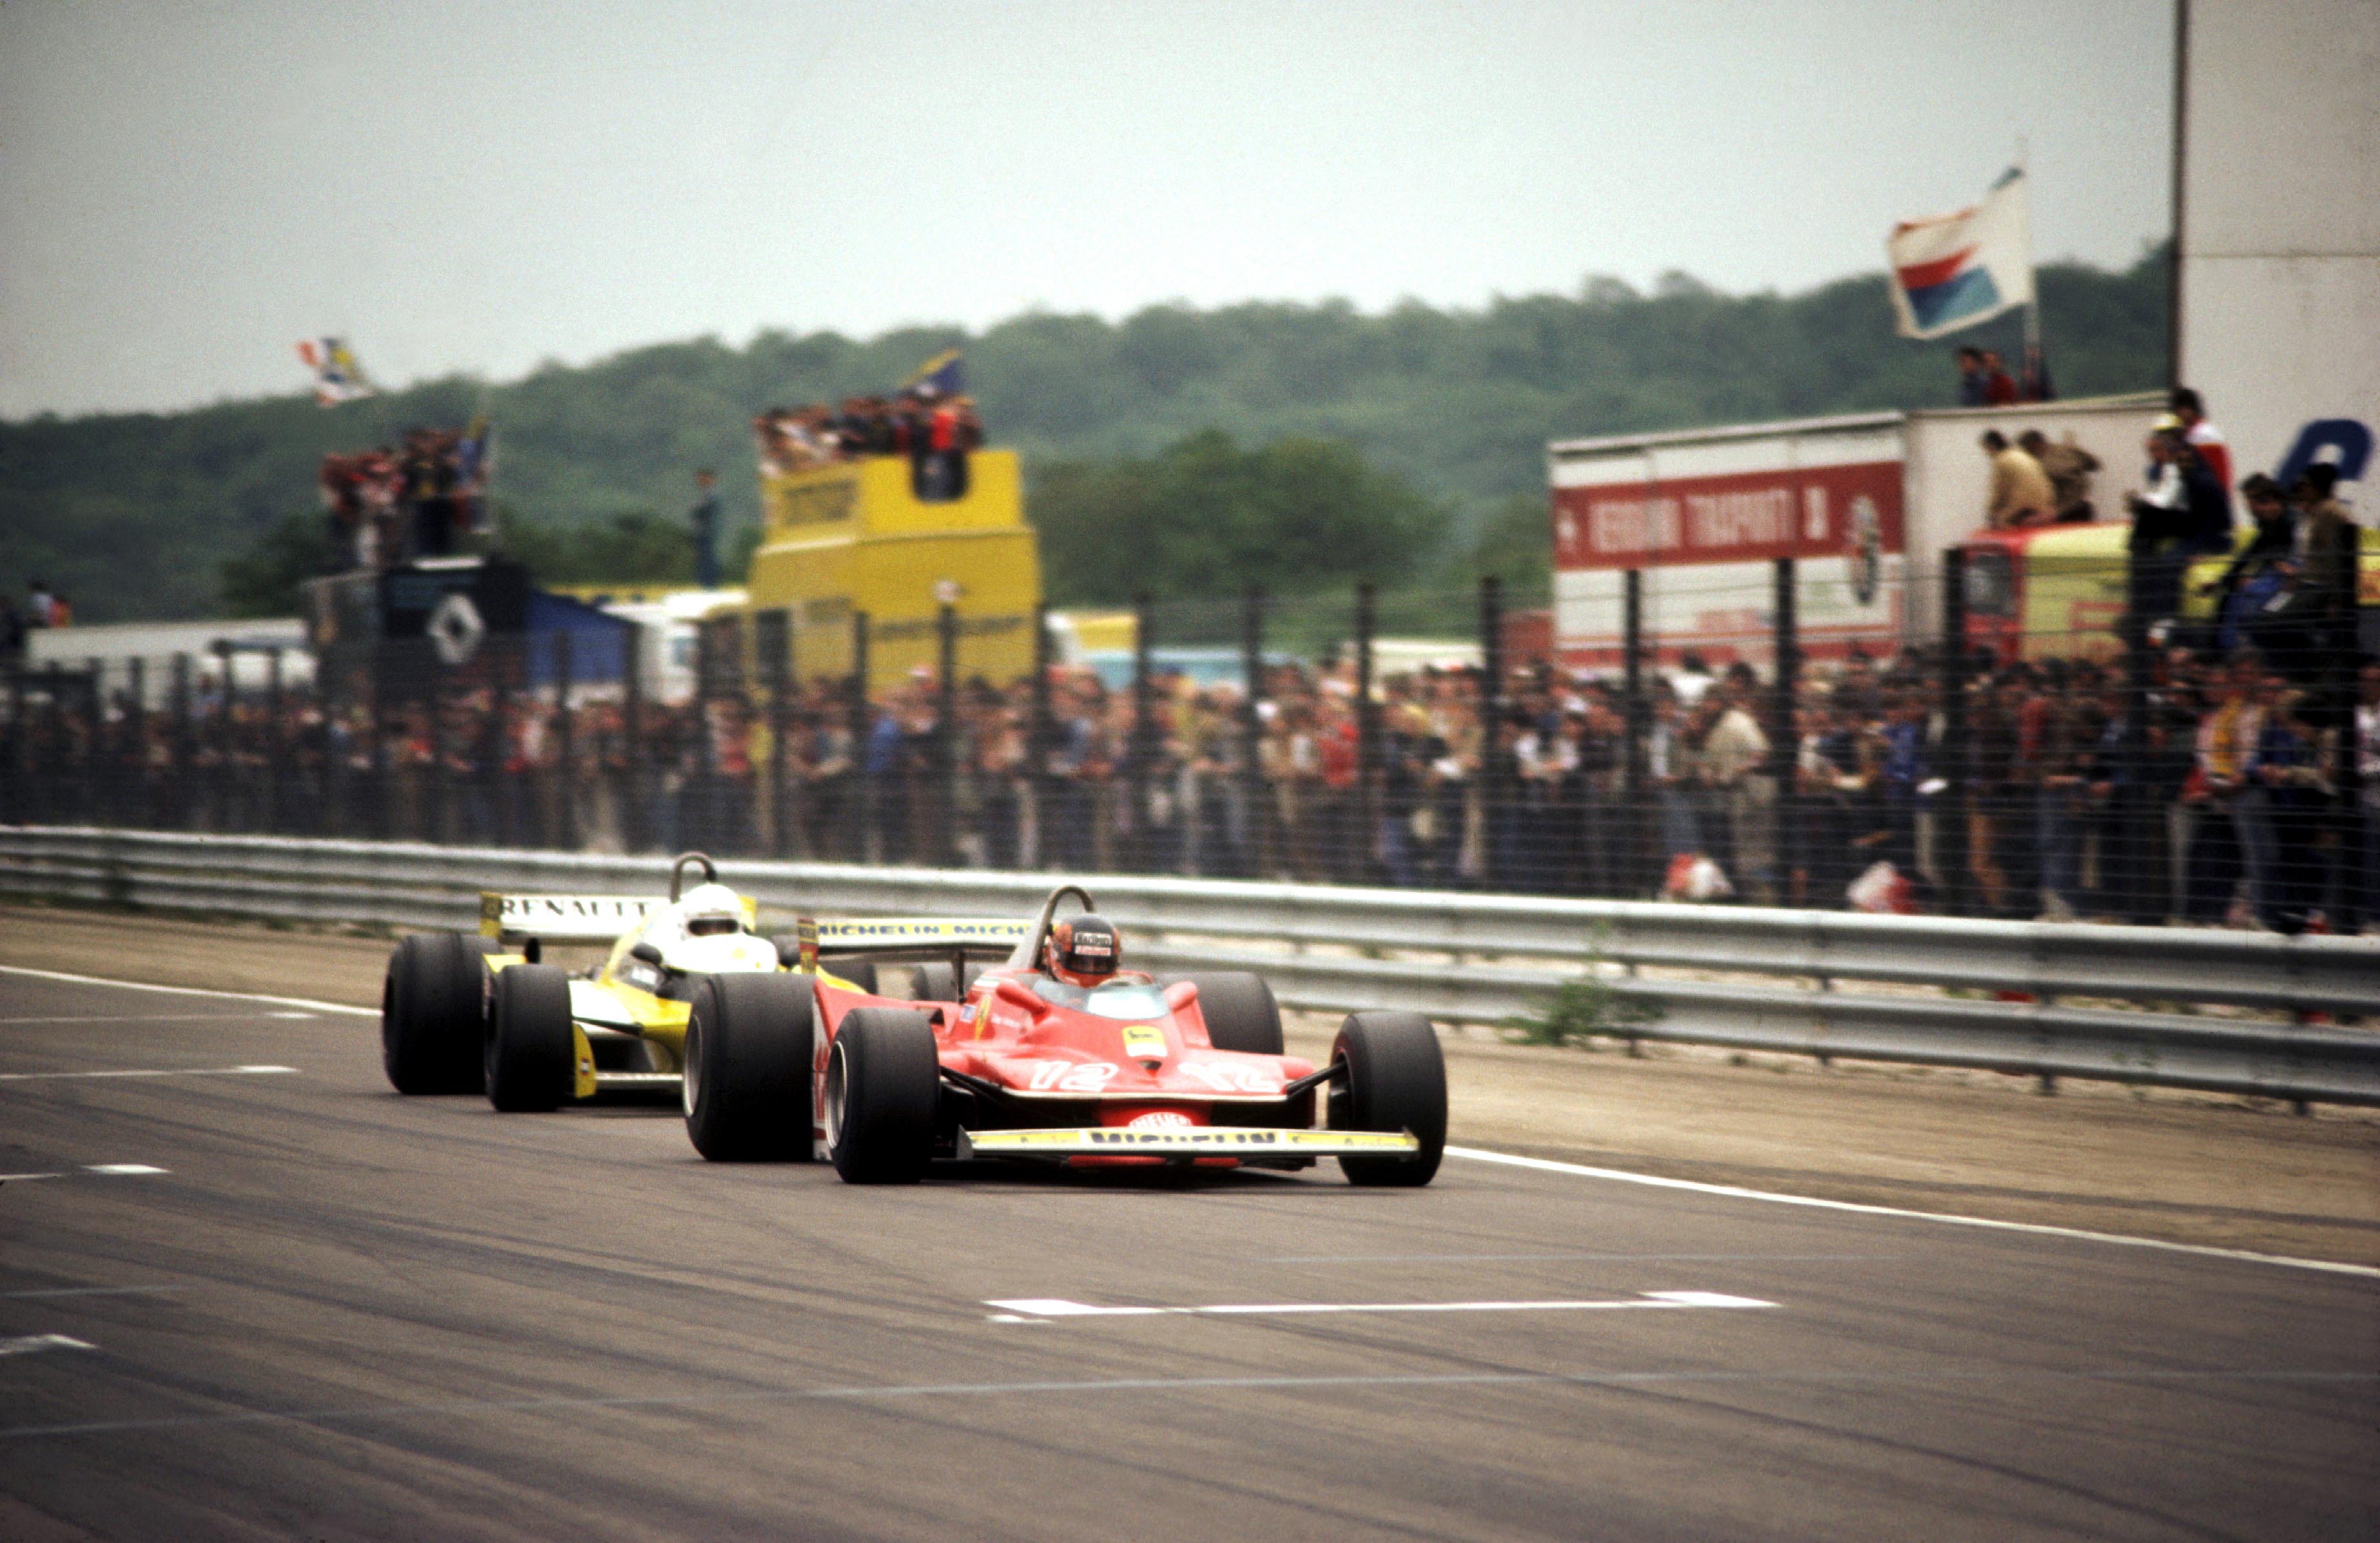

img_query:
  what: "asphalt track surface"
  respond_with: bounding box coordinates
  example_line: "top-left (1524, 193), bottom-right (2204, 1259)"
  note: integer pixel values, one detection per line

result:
top-left (1, 966), bottom-right (2374, 1542)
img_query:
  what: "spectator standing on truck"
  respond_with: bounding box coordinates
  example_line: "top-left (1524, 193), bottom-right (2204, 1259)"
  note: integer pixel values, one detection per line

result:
top-left (2017, 430), bottom-right (2100, 522)
top-left (2170, 389), bottom-right (2233, 512)
top-left (1979, 349), bottom-right (2019, 406)
top-left (1982, 431), bottom-right (2055, 528)
top-left (1954, 347), bottom-right (1989, 407)
top-left (2291, 464), bottom-right (2359, 635)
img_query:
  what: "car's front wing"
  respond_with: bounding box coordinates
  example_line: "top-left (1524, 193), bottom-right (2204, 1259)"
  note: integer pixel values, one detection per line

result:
top-left (956, 1126), bottom-right (1419, 1164)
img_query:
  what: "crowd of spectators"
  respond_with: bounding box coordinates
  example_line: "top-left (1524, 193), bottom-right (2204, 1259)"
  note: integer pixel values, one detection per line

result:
top-left (9, 627), bottom-right (2374, 936)
top-left (317, 422), bottom-right (491, 570)
top-left (754, 390), bottom-right (983, 501)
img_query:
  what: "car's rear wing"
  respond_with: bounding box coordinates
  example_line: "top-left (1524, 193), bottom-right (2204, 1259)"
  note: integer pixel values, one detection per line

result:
top-left (790, 916), bottom-right (1029, 969)
top-left (479, 891), bottom-right (756, 944)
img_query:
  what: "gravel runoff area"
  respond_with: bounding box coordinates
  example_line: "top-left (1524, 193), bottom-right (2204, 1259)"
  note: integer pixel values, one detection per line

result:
top-left (3, 900), bottom-right (2374, 1267)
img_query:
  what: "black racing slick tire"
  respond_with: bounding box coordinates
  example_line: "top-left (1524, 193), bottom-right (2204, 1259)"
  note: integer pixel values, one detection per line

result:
top-left (907, 962), bottom-right (983, 1003)
top-left (485, 964), bottom-right (574, 1113)
top-left (1329, 1011), bottom-right (1447, 1186)
top-left (683, 973), bottom-right (816, 1162)
top-left (1181, 973), bottom-right (1284, 1057)
top-left (824, 1008), bottom-right (939, 1185)
top-left (382, 931), bottom-right (491, 1095)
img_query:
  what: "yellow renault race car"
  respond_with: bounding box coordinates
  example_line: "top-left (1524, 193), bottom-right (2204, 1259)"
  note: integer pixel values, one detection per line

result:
top-left (378, 853), bottom-right (864, 1110)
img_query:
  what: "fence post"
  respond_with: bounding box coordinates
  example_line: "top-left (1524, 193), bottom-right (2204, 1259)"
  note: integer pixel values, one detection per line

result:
top-left (44, 661), bottom-right (68, 826)
top-left (850, 610), bottom-right (873, 863)
top-left (1130, 592), bottom-right (1154, 873)
top-left (2120, 541), bottom-right (2159, 923)
top-left (123, 656), bottom-right (146, 829)
top-left (755, 610), bottom-right (788, 860)
top-left (1240, 586), bottom-right (1266, 879)
top-left (1766, 559), bottom-right (1796, 906)
top-left (1478, 576), bottom-right (1505, 889)
top-left (77, 655), bottom-right (101, 827)
top-left (1621, 568), bottom-right (1646, 896)
top-left (1030, 601), bottom-right (1053, 869)
top-left (552, 628), bottom-right (577, 851)
top-left (1353, 581), bottom-right (1378, 884)
top-left (265, 647), bottom-right (287, 834)
top-left (168, 654), bottom-right (191, 831)
top-left (1939, 548), bottom-right (1971, 914)
top-left (1, 663), bottom-right (19, 823)
top-left (938, 600), bottom-right (959, 867)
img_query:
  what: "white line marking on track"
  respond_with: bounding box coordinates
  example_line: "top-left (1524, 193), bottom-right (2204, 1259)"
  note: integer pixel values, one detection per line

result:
top-left (1268, 1252), bottom-right (1891, 1264)
top-left (1444, 1147), bottom-right (2380, 1281)
top-left (83, 1164), bottom-right (167, 1176)
top-left (0, 966), bottom-right (374, 1017)
top-left (0, 1285), bottom-right (180, 1300)
top-left (983, 1290), bottom-right (1777, 1322)
top-left (0, 1334), bottom-right (96, 1357)
top-left (0, 1173), bottom-right (61, 1183)
top-left (0, 1065), bottom-right (297, 1082)
top-left (0, 1013), bottom-right (283, 1026)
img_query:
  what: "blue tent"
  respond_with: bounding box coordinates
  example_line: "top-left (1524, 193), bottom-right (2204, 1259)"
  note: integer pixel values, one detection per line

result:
top-left (522, 589), bottom-right (633, 687)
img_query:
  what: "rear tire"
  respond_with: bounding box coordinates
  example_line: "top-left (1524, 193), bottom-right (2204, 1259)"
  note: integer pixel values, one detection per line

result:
top-left (382, 932), bottom-right (489, 1094)
top-left (1329, 1011), bottom-right (1446, 1186)
top-left (485, 964), bottom-right (574, 1113)
top-left (825, 1008), bottom-right (939, 1184)
top-left (683, 973), bottom-right (817, 1162)
top-left (907, 962), bottom-right (984, 1002)
top-left (1183, 973), bottom-right (1284, 1056)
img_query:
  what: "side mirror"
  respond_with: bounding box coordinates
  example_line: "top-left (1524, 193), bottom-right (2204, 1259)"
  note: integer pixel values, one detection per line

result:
top-left (994, 979), bottom-right (1051, 1017)
top-left (1163, 980), bottom-right (1199, 1013)
top-left (630, 941), bottom-right (664, 966)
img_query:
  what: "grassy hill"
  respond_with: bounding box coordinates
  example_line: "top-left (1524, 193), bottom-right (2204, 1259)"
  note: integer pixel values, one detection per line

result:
top-left (0, 249), bottom-right (2168, 622)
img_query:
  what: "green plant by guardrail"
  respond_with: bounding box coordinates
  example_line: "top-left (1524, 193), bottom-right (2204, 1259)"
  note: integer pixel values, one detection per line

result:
top-left (1503, 950), bottom-right (1664, 1049)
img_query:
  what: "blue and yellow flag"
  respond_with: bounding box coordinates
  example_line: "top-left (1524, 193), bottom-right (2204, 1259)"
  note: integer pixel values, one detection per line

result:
top-left (902, 349), bottom-right (963, 397)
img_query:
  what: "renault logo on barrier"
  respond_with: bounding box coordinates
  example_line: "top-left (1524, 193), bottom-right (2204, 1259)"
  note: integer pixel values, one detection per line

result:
top-left (428, 592), bottom-right (486, 665)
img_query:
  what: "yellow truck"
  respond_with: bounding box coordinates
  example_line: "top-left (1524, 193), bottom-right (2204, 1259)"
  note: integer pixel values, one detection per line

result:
top-left (1961, 519), bottom-right (2380, 663)
top-left (743, 450), bottom-right (1043, 691)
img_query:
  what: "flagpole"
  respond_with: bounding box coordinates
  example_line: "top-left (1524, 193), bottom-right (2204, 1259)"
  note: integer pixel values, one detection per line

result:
top-left (2018, 136), bottom-right (2040, 361)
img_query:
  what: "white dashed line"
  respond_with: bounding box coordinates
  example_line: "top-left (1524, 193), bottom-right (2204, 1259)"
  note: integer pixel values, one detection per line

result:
top-left (83, 1165), bottom-right (168, 1176)
top-left (984, 1290), bottom-right (1776, 1323)
top-left (0, 1334), bottom-right (96, 1357)
top-left (0, 1014), bottom-right (281, 1026)
top-left (0, 1065), bottom-right (298, 1082)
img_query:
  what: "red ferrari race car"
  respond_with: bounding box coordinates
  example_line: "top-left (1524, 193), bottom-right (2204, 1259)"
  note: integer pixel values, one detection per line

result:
top-left (679, 884), bottom-right (1446, 1186)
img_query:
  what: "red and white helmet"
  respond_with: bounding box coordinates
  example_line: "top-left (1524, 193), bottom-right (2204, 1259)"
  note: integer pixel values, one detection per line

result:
top-left (1044, 915), bottom-right (1120, 988)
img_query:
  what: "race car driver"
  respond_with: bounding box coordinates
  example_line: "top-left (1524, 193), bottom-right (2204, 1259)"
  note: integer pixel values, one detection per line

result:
top-left (677, 882), bottom-right (748, 937)
top-left (1043, 915), bottom-right (1121, 987)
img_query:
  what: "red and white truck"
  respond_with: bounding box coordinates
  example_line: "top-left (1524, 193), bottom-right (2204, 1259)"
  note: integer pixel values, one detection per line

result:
top-left (1545, 394), bottom-right (2162, 668)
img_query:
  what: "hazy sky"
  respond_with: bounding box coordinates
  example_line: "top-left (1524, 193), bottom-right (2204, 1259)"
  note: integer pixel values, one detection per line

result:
top-left (0, 0), bottom-right (2176, 420)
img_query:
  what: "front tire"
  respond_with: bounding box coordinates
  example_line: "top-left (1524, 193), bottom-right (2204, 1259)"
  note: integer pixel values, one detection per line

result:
top-left (1329, 1011), bottom-right (1446, 1186)
top-left (485, 964), bottom-right (574, 1113)
top-left (382, 931), bottom-right (491, 1094)
top-left (825, 1008), bottom-right (939, 1184)
top-left (684, 973), bottom-right (816, 1162)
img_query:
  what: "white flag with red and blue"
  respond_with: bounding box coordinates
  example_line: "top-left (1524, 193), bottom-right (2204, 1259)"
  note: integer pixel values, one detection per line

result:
top-left (296, 337), bottom-right (374, 406)
top-left (1885, 168), bottom-right (2033, 340)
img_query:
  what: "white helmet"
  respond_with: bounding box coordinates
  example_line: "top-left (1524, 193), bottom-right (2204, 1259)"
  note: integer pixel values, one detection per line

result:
top-left (678, 882), bottom-right (745, 937)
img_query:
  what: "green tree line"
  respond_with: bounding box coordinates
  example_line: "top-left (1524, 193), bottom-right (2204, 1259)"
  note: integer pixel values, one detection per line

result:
top-left (0, 248), bottom-right (2168, 621)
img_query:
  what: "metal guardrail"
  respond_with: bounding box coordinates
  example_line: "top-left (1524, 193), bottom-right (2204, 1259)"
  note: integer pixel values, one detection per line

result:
top-left (4, 825), bottom-right (2377, 1107)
